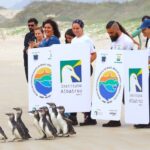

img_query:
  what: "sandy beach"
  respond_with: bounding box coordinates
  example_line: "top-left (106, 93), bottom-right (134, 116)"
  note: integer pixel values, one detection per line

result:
top-left (0, 35), bottom-right (150, 150)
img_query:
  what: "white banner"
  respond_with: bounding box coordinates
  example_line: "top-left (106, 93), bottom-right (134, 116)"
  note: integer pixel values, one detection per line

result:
top-left (28, 44), bottom-right (91, 112)
top-left (124, 50), bottom-right (149, 124)
top-left (51, 44), bottom-right (91, 112)
top-left (28, 47), bottom-right (53, 111)
top-left (91, 50), bottom-right (124, 120)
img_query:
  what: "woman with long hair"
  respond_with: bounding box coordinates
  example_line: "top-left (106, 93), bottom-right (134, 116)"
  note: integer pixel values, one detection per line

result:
top-left (39, 18), bottom-right (61, 47)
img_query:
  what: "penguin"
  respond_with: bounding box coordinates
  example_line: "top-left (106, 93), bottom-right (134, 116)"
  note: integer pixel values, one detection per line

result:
top-left (38, 108), bottom-right (56, 139)
top-left (42, 106), bottom-right (57, 135)
top-left (57, 106), bottom-right (76, 137)
top-left (13, 107), bottom-right (31, 139)
top-left (28, 109), bottom-right (46, 139)
top-left (46, 103), bottom-right (62, 135)
top-left (0, 126), bottom-right (7, 142)
top-left (5, 113), bottom-right (26, 141)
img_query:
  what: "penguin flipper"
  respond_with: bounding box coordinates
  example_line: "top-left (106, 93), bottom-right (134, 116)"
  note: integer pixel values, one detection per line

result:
top-left (12, 127), bottom-right (15, 135)
top-left (17, 120), bottom-right (31, 139)
top-left (67, 123), bottom-right (76, 135)
top-left (43, 122), bottom-right (46, 132)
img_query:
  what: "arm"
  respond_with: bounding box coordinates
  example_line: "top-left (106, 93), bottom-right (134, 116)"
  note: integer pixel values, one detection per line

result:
top-left (131, 28), bottom-right (142, 49)
top-left (90, 52), bottom-right (97, 63)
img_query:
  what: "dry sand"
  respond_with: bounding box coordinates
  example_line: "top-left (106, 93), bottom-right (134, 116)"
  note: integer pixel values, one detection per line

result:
top-left (0, 36), bottom-right (150, 150)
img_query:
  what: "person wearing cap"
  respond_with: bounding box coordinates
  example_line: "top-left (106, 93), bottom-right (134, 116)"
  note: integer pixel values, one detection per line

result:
top-left (71, 19), bottom-right (97, 126)
top-left (140, 19), bottom-right (150, 49)
top-left (131, 15), bottom-right (150, 49)
top-left (134, 19), bottom-right (150, 128)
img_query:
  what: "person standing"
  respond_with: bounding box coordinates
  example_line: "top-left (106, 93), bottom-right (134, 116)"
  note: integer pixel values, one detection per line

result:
top-left (102, 20), bottom-right (134, 127)
top-left (131, 15), bottom-right (150, 49)
top-left (23, 18), bottom-right (38, 82)
top-left (63, 28), bottom-right (78, 125)
top-left (29, 27), bottom-right (44, 48)
top-left (39, 18), bottom-right (60, 47)
top-left (65, 28), bottom-right (75, 44)
top-left (71, 19), bottom-right (97, 126)
top-left (134, 19), bottom-right (150, 128)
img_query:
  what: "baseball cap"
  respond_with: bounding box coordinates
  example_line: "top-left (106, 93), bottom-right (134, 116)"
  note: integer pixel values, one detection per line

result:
top-left (140, 19), bottom-right (150, 30)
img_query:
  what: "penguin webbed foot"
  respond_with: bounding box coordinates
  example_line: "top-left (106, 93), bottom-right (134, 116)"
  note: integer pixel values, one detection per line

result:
top-left (35, 135), bottom-right (47, 140)
top-left (0, 138), bottom-right (7, 143)
top-left (63, 134), bottom-right (69, 137)
top-left (57, 133), bottom-right (63, 137)
top-left (8, 137), bottom-right (22, 142)
top-left (47, 136), bottom-right (55, 140)
top-left (69, 130), bottom-right (76, 135)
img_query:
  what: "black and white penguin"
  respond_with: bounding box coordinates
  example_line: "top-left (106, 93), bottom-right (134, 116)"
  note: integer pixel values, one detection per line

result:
top-left (5, 113), bottom-right (26, 141)
top-left (47, 103), bottom-right (62, 135)
top-left (0, 126), bottom-right (7, 142)
top-left (42, 106), bottom-right (57, 134)
top-left (28, 109), bottom-right (46, 139)
top-left (38, 108), bottom-right (56, 139)
top-left (13, 107), bottom-right (31, 139)
top-left (39, 107), bottom-right (57, 137)
top-left (57, 106), bottom-right (76, 137)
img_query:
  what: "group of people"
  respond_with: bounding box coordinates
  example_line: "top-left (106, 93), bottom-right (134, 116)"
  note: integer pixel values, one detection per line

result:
top-left (23, 16), bottom-right (150, 128)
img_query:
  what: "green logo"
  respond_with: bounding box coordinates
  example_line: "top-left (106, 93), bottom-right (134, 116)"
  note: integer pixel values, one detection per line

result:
top-left (60, 60), bottom-right (82, 83)
top-left (129, 68), bottom-right (142, 92)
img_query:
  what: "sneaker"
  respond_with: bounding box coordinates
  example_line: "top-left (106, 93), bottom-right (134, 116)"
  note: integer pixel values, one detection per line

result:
top-left (102, 121), bottom-right (121, 127)
top-left (134, 124), bottom-right (150, 129)
top-left (80, 118), bottom-right (97, 126)
top-left (69, 116), bottom-right (78, 126)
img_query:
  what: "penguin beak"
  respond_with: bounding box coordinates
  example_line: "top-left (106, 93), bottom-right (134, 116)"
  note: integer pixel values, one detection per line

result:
top-left (46, 103), bottom-right (55, 107)
top-left (5, 113), bottom-right (11, 116)
top-left (13, 107), bottom-right (20, 111)
top-left (46, 103), bottom-right (52, 107)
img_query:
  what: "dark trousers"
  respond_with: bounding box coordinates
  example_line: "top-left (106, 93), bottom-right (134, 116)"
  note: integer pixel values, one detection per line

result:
top-left (23, 51), bottom-right (28, 82)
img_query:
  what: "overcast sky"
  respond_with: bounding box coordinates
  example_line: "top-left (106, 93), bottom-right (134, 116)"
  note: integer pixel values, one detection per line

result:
top-left (0, 0), bottom-right (130, 8)
top-left (0, 0), bottom-right (23, 8)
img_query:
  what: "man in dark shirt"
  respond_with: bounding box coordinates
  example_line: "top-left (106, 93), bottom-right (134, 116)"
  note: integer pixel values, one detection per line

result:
top-left (23, 18), bottom-right (38, 81)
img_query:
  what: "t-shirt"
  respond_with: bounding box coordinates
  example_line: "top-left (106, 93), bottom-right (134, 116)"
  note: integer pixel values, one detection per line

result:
top-left (24, 31), bottom-right (36, 66)
top-left (24, 31), bottom-right (36, 49)
top-left (71, 35), bottom-right (96, 54)
top-left (39, 35), bottom-right (60, 47)
top-left (111, 33), bottom-right (134, 50)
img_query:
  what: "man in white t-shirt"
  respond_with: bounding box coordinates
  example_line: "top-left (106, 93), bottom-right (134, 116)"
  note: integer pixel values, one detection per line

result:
top-left (102, 21), bottom-right (134, 127)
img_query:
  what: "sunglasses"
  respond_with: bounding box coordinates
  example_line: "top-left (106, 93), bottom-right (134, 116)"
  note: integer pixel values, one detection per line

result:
top-left (28, 24), bottom-right (34, 27)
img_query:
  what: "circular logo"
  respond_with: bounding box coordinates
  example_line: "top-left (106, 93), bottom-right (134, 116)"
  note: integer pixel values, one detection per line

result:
top-left (96, 67), bottom-right (121, 103)
top-left (31, 64), bottom-right (52, 98)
